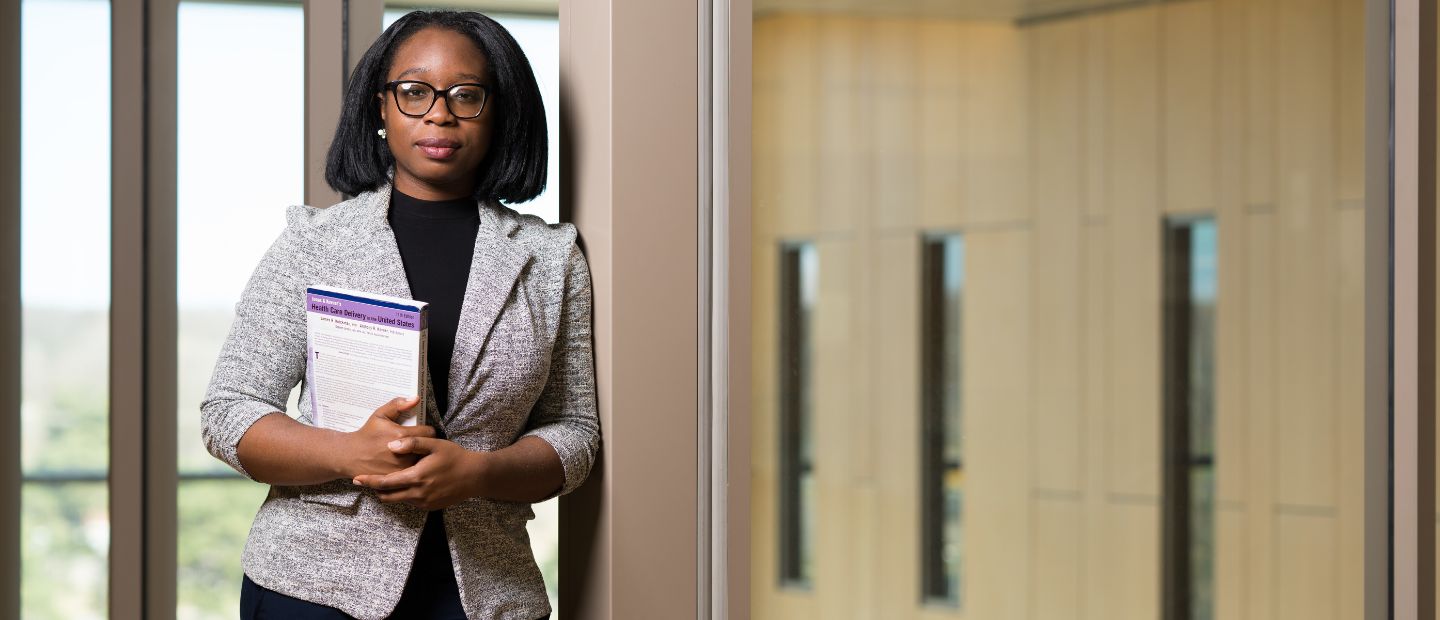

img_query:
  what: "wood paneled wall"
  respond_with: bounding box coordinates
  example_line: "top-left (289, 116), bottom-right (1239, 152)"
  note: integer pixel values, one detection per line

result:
top-left (751, 1), bottom-right (1366, 618)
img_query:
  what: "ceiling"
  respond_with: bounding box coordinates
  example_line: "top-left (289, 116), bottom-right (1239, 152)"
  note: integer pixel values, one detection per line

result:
top-left (753, 0), bottom-right (1163, 23)
top-left (380, 0), bottom-right (1163, 25)
top-left (386, 0), bottom-right (559, 16)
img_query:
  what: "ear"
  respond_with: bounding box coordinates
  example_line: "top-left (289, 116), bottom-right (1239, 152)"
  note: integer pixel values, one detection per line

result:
top-left (377, 93), bottom-right (388, 124)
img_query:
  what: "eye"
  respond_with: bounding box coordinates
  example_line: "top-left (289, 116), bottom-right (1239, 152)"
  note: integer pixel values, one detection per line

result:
top-left (397, 83), bottom-right (432, 99)
top-left (451, 87), bottom-right (482, 103)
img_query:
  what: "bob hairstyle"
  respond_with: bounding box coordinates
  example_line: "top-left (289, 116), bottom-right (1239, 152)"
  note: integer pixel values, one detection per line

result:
top-left (325, 11), bottom-right (548, 204)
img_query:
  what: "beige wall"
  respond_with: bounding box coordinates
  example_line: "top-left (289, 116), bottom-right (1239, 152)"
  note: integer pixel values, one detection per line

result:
top-left (751, 0), bottom-right (1367, 618)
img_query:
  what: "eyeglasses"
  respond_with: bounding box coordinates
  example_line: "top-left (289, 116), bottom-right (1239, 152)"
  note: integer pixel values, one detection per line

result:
top-left (381, 80), bottom-right (491, 119)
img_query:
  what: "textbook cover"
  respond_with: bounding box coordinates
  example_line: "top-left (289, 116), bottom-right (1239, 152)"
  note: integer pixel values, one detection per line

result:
top-left (304, 286), bottom-right (430, 432)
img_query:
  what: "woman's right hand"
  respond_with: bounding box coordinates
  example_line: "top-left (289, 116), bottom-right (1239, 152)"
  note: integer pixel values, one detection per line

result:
top-left (336, 396), bottom-right (437, 479)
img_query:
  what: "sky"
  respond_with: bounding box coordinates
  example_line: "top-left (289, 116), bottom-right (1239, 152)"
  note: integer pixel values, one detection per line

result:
top-left (21, 0), bottom-right (561, 311)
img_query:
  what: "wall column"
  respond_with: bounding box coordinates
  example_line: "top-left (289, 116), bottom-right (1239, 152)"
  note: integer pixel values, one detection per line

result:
top-left (559, 0), bottom-right (701, 617)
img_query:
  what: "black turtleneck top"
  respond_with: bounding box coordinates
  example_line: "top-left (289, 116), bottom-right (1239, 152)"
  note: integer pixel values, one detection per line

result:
top-left (386, 187), bottom-right (479, 421)
top-left (385, 187), bottom-right (479, 608)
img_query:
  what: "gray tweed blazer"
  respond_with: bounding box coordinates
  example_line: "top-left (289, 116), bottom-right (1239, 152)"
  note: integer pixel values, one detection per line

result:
top-left (200, 178), bottom-right (599, 620)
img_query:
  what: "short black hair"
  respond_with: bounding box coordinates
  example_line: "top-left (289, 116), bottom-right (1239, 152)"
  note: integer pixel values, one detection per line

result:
top-left (325, 10), bottom-right (548, 204)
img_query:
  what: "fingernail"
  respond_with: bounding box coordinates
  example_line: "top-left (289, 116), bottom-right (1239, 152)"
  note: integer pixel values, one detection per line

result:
top-left (351, 478), bottom-right (361, 486)
top-left (388, 440), bottom-right (403, 450)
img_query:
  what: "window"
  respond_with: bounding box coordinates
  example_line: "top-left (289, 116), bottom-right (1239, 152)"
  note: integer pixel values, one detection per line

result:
top-left (1162, 217), bottom-right (1217, 620)
top-left (175, 3), bottom-right (304, 617)
top-left (19, 1), bottom-right (112, 617)
top-left (778, 241), bottom-right (817, 588)
top-left (921, 234), bottom-right (964, 606)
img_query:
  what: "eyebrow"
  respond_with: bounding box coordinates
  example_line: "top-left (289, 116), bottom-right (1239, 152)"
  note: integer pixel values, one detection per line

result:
top-left (395, 66), bottom-right (485, 83)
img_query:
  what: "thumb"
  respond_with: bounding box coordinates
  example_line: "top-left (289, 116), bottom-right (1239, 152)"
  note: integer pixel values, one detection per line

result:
top-left (372, 395), bottom-right (419, 422)
top-left (388, 436), bottom-right (436, 456)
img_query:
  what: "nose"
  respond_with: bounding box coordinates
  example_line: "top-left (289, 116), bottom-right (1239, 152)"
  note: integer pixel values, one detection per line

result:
top-left (424, 92), bottom-right (459, 125)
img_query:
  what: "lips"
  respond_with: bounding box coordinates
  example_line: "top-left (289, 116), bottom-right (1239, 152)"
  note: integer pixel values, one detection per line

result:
top-left (415, 137), bottom-right (460, 160)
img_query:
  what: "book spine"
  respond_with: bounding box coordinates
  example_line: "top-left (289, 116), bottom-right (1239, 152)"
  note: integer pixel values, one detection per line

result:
top-left (417, 305), bottom-right (430, 426)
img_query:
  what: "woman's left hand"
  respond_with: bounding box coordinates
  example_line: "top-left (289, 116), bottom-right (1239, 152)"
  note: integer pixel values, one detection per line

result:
top-left (350, 438), bottom-right (486, 511)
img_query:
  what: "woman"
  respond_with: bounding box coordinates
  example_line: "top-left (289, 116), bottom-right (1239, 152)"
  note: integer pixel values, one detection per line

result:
top-left (200, 10), bottom-right (597, 620)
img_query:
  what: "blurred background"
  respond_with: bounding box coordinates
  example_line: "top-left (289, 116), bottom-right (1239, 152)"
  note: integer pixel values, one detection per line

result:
top-left (749, 0), bottom-right (1373, 619)
top-left (13, 0), bottom-right (1435, 618)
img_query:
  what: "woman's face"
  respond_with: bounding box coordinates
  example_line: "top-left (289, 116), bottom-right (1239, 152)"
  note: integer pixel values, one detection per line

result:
top-left (378, 26), bottom-right (495, 201)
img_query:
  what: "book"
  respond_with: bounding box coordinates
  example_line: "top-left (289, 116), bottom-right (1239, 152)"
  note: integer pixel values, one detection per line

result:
top-left (304, 286), bottom-right (430, 432)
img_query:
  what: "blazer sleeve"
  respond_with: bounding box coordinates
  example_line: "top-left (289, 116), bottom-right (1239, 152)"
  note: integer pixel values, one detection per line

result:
top-left (199, 223), bottom-right (308, 480)
top-left (522, 239), bottom-right (601, 497)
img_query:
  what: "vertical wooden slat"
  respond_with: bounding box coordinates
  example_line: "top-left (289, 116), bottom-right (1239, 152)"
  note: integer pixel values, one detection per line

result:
top-left (147, 0), bottom-right (179, 616)
top-left (0, 0), bottom-right (19, 616)
top-left (346, 0), bottom-right (383, 76)
top-left (305, 0), bottom-right (380, 207)
top-left (1391, 0), bottom-right (1437, 618)
top-left (1212, 3), bottom-right (1249, 618)
top-left (725, 0), bottom-right (753, 617)
top-left (304, 0), bottom-right (344, 208)
top-left (111, 0), bottom-right (146, 617)
top-left (114, 1), bottom-right (178, 617)
top-left (1368, 0), bottom-right (1394, 615)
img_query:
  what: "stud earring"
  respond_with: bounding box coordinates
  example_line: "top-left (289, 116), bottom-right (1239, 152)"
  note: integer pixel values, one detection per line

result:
top-left (377, 128), bottom-right (387, 139)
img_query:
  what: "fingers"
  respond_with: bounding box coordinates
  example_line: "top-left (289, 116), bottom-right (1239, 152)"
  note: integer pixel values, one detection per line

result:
top-left (397, 424), bottom-right (437, 439)
top-left (353, 468), bottom-right (420, 491)
top-left (386, 437), bottom-right (437, 456)
top-left (375, 488), bottom-right (432, 510)
top-left (370, 395), bottom-right (420, 422)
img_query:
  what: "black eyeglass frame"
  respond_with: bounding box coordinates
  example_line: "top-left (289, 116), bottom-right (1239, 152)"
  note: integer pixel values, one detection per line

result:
top-left (380, 80), bottom-right (492, 120)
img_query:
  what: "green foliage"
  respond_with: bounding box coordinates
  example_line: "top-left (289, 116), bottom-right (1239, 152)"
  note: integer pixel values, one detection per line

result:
top-left (21, 482), bottom-right (107, 620)
top-left (177, 480), bottom-right (270, 620)
top-left (21, 308), bottom-right (109, 474)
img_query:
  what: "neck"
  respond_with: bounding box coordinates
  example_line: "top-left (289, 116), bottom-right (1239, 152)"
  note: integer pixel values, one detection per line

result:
top-left (392, 172), bottom-right (474, 202)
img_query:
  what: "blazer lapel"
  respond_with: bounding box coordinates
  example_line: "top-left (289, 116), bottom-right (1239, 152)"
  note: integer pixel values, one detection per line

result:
top-left (447, 202), bottom-right (529, 419)
top-left (350, 187), bottom-right (418, 302)
top-left (343, 180), bottom-right (415, 295)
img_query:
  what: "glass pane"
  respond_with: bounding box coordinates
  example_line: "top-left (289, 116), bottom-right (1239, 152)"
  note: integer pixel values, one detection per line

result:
top-left (176, 480), bottom-right (270, 620)
top-left (22, 482), bottom-right (109, 620)
top-left (382, 7), bottom-right (563, 612)
top-left (20, 0), bottom-right (112, 617)
top-left (751, 1), bottom-right (1369, 618)
top-left (176, 2), bottom-right (303, 618)
top-left (176, 0), bottom-right (304, 473)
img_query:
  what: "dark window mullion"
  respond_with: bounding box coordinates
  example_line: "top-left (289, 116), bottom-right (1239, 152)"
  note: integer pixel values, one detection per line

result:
top-left (920, 239), bottom-right (947, 602)
top-left (778, 242), bottom-right (814, 588)
top-left (1162, 218), bottom-right (1216, 620)
top-left (921, 234), bottom-right (962, 607)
